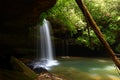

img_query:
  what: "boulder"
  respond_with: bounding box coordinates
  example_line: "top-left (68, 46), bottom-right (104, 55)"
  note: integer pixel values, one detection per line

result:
top-left (0, 56), bottom-right (37, 80)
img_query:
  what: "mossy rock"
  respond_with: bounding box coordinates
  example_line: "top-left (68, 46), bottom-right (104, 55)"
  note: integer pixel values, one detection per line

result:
top-left (0, 70), bottom-right (33, 80)
top-left (0, 56), bottom-right (37, 80)
top-left (10, 56), bottom-right (37, 79)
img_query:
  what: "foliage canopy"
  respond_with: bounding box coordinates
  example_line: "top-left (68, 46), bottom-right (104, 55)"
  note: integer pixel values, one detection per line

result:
top-left (39, 0), bottom-right (120, 52)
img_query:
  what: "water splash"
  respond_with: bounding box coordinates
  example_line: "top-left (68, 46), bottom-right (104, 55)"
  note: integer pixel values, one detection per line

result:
top-left (32, 19), bottom-right (59, 70)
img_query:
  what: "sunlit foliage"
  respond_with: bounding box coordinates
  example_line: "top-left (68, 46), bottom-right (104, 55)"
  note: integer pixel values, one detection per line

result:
top-left (84, 0), bottom-right (120, 51)
top-left (39, 0), bottom-right (120, 52)
top-left (40, 0), bottom-right (86, 34)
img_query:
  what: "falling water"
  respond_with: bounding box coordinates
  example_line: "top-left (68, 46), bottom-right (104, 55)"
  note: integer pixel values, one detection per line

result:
top-left (40, 19), bottom-right (54, 61)
top-left (32, 19), bottom-right (59, 70)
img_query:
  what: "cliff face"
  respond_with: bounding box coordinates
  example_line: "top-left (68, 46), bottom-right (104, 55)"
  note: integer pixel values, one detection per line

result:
top-left (1, 0), bottom-right (56, 34)
top-left (0, 0), bottom-right (56, 57)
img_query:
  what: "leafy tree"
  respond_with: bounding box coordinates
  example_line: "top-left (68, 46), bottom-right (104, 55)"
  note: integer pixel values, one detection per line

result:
top-left (84, 0), bottom-right (120, 52)
top-left (39, 0), bottom-right (120, 52)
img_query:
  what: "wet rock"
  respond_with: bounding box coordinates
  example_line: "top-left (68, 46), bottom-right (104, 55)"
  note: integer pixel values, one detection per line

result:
top-left (35, 72), bottom-right (65, 80)
top-left (34, 67), bottom-right (48, 74)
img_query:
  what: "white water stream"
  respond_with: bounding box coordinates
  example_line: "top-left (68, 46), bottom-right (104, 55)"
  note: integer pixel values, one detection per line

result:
top-left (32, 19), bottom-right (59, 70)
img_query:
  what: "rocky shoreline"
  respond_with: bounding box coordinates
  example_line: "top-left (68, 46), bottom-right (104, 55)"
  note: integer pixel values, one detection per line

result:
top-left (0, 56), bottom-right (65, 80)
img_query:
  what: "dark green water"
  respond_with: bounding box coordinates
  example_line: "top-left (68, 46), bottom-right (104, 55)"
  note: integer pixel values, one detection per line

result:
top-left (50, 57), bottom-right (120, 80)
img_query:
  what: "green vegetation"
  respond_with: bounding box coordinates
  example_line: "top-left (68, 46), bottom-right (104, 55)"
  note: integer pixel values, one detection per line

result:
top-left (39, 0), bottom-right (120, 52)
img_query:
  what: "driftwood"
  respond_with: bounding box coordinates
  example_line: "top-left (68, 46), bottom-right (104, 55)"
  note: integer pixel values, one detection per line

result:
top-left (75, 0), bottom-right (120, 70)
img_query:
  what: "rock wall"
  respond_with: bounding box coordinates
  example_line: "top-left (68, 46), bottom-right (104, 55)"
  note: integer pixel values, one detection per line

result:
top-left (0, 0), bottom-right (56, 62)
top-left (1, 0), bottom-right (57, 32)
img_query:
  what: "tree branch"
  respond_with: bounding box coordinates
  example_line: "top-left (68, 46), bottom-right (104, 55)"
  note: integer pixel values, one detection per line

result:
top-left (75, 0), bottom-right (120, 70)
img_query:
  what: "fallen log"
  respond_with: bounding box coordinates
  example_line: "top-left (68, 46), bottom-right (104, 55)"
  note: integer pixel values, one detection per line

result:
top-left (75, 0), bottom-right (120, 70)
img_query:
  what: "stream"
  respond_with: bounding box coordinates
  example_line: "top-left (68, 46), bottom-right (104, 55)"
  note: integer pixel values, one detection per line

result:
top-left (50, 57), bottom-right (120, 80)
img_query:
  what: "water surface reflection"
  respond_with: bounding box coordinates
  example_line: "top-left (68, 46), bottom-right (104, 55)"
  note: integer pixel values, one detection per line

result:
top-left (50, 57), bottom-right (120, 80)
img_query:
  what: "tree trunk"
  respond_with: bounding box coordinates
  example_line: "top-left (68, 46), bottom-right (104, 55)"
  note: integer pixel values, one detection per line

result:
top-left (75, 0), bottom-right (120, 70)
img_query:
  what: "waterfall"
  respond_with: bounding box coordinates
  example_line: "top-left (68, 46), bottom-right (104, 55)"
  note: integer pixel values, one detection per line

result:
top-left (40, 19), bottom-right (54, 61)
top-left (32, 19), bottom-right (59, 70)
